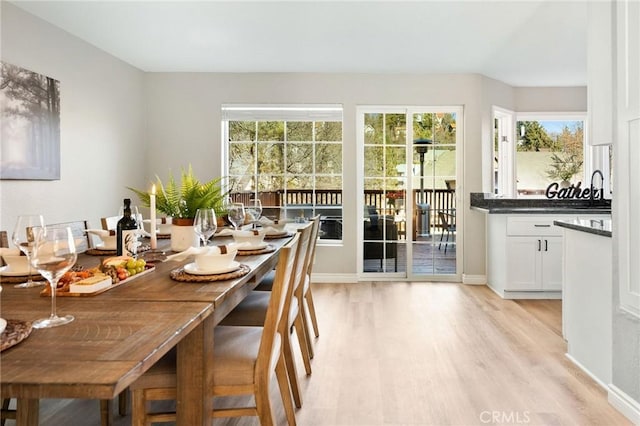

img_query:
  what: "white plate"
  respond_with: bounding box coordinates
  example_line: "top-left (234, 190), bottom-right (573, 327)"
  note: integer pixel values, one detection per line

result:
top-left (95, 243), bottom-right (116, 251)
top-left (238, 242), bottom-right (268, 251)
top-left (0, 265), bottom-right (32, 277)
top-left (0, 318), bottom-right (7, 334)
top-left (184, 261), bottom-right (240, 276)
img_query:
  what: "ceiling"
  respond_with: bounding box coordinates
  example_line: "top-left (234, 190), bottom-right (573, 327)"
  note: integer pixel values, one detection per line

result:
top-left (10, 1), bottom-right (589, 87)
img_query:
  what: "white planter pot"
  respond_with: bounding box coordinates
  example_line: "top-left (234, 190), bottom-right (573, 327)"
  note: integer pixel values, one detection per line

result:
top-left (171, 219), bottom-right (199, 252)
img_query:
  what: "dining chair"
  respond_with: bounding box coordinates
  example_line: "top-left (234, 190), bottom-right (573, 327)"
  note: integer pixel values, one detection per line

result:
top-left (129, 233), bottom-right (301, 426)
top-left (46, 220), bottom-right (93, 253)
top-left (100, 215), bottom-right (121, 231)
top-left (219, 221), bottom-right (313, 408)
top-left (438, 211), bottom-right (456, 254)
top-left (254, 215), bottom-right (321, 356)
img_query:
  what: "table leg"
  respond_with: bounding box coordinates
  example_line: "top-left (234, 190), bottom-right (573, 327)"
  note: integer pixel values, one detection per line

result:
top-left (16, 399), bottom-right (38, 426)
top-left (177, 313), bottom-right (214, 425)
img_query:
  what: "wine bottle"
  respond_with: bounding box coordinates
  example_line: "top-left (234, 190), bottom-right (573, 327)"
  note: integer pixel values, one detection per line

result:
top-left (117, 198), bottom-right (138, 256)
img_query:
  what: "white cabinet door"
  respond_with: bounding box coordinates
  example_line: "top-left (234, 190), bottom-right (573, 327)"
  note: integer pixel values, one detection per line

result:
top-left (542, 236), bottom-right (563, 291)
top-left (506, 237), bottom-right (540, 291)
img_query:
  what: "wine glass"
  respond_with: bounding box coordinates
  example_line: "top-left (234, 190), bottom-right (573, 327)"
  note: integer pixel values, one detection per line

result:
top-left (227, 202), bottom-right (246, 231)
top-left (31, 226), bottom-right (77, 329)
top-left (11, 214), bottom-right (45, 288)
top-left (194, 208), bottom-right (217, 247)
top-left (246, 198), bottom-right (262, 229)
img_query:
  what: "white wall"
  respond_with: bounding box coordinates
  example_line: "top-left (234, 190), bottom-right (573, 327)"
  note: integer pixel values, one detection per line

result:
top-left (0, 3), bottom-right (146, 234)
top-left (2, 3), bottom-right (588, 281)
top-left (145, 72), bottom-right (488, 276)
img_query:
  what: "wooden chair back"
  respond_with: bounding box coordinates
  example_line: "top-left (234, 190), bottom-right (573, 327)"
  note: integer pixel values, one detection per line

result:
top-left (101, 216), bottom-right (120, 231)
top-left (256, 232), bottom-right (300, 377)
top-left (305, 215), bottom-right (321, 278)
top-left (288, 222), bottom-right (313, 314)
top-left (46, 220), bottom-right (92, 253)
top-left (0, 231), bottom-right (8, 248)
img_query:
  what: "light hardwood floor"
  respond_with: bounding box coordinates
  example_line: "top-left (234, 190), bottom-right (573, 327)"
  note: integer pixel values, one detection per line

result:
top-left (13, 282), bottom-right (630, 425)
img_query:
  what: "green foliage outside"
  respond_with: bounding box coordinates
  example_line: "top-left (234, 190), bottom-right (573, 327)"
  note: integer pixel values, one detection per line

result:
top-left (516, 121), bottom-right (584, 186)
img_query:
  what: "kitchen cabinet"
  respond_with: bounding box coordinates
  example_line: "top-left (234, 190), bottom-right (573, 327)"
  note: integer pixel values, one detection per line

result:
top-left (587, 0), bottom-right (614, 146)
top-left (506, 236), bottom-right (562, 291)
top-left (486, 213), bottom-right (609, 299)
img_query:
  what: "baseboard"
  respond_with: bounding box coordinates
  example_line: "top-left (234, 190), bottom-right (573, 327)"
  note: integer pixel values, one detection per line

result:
top-left (564, 353), bottom-right (608, 390)
top-left (462, 274), bottom-right (486, 285)
top-left (608, 384), bottom-right (640, 425)
top-left (311, 273), bottom-right (358, 283)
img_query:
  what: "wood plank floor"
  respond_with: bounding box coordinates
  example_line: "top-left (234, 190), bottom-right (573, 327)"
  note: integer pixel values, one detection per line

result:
top-left (12, 282), bottom-right (630, 425)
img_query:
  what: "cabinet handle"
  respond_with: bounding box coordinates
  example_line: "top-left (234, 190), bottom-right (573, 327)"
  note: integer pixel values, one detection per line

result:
top-left (538, 239), bottom-right (541, 251)
top-left (545, 240), bottom-right (548, 251)
top-left (534, 224), bottom-right (551, 227)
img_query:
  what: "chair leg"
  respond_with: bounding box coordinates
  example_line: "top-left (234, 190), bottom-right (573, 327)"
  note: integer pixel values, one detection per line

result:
top-left (1, 398), bottom-right (15, 426)
top-left (304, 287), bottom-right (320, 339)
top-left (294, 314), bottom-right (313, 375)
top-left (275, 352), bottom-right (297, 426)
top-left (439, 229), bottom-right (445, 250)
top-left (282, 328), bottom-right (303, 408)
top-left (255, 376), bottom-right (276, 426)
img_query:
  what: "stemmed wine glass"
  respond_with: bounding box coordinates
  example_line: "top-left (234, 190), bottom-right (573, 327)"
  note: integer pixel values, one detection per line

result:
top-left (246, 198), bottom-right (263, 229)
top-left (11, 214), bottom-right (45, 288)
top-left (227, 203), bottom-right (246, 231)
top-left (194, 208), bottom-right (217, 247)
top-left (31, 226), bottom-right (77, 329)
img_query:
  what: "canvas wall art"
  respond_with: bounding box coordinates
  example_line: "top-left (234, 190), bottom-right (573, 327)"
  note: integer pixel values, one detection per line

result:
top-left (1, 62), bottom-right (61, 180)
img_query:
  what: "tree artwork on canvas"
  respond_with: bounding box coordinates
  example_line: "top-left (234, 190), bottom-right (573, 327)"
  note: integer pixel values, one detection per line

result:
top-left (0, 62), bottom-right (61, 180)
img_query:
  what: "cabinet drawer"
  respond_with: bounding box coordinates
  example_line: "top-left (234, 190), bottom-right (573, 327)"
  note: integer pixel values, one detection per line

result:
top-left (506, 217), bottom-right (564, 236)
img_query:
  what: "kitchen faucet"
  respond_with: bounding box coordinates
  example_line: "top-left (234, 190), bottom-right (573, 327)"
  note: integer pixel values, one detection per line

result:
top-left (589, 169), bottom-right (605, 206)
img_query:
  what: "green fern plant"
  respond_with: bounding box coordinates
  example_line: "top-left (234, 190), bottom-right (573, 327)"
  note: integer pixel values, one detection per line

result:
top-left (128, 165), bottom-right (228, 219)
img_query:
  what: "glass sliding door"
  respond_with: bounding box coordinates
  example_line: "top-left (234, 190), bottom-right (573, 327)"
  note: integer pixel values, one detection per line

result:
top-left (359, 107), bottom-right (462, 280)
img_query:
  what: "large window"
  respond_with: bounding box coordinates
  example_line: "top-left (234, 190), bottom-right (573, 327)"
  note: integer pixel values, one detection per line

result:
top-left (223, 105), bottom-right (343, 240)
top-left (491, 110), bottom-right (613, 197)
top-left (515, 116), bottom-right (585, 196)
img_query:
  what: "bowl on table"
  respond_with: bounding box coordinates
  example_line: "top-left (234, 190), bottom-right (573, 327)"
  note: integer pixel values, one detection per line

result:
top-left (232, 229), bottom-right (267, 249)
top-left (193, 246), bottom-right (238, 274)
top-left (0, 248), bottom-right (30, 274)
top-left (143, 218), bottom-right (172, 235)
top-left (86, 229), bottom-right (117, 250)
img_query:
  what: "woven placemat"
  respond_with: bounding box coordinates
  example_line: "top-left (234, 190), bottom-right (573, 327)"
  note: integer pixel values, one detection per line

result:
top-left (236, 244), bottom-right (276, 256)
top-left (86, 243), bottom-right (151, 256)
top-left (1, 319), bottom-right (33, 352)
top-left (170, 263), bottom-right (250, 282)
top-left (0, 273), bottom-right (45, 284)
top-left (264, 232), bottom-right (294, 240)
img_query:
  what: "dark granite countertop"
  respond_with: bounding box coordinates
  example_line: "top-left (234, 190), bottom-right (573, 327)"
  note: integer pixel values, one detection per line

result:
top-left (554, 218), bottom-right (612, 237)
top-left (470, 192), bottom-right (612, 215)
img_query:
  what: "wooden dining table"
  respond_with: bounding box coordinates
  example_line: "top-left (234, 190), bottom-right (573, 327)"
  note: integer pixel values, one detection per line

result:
top-left (0, 234), bottom-right (291, 426)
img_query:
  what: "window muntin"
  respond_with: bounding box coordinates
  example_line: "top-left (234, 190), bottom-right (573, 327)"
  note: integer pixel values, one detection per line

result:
top-left (223, 105), bottom-right (343, 241)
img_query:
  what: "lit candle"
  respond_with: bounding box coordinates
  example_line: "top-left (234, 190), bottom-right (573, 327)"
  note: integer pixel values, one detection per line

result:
top-left (150, 184), bottom-right (157, 250)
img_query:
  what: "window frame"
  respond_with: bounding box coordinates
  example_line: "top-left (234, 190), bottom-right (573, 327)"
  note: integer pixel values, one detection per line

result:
top-left (491, 110), bottom-right (610, 198)
top-left (222, 104), bottom-right (344, 243)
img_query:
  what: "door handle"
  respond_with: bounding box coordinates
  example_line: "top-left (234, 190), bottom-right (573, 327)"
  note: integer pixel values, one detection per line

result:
top-left (545, 240), bottom-right (548, 251)
top-left (538, 239), bottom-right (541, 251)
top-left (534, 224), bottom-right (551, 227)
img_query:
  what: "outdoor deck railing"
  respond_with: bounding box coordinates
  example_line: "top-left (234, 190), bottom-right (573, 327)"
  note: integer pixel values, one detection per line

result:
top-left (230, 188), bottom-right (455, 229)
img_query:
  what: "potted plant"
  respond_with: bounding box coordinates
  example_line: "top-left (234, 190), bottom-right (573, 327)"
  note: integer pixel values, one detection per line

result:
top-left (129, 165), bottom-right (228, 251)
top-left (546, 153), bottom-right (583, 188)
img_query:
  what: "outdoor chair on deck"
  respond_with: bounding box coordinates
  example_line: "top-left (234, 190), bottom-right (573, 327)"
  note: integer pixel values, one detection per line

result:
top-left (363, 206), bottom-right (398, 272)
top-left (438, 211), bottom-right (456, 254)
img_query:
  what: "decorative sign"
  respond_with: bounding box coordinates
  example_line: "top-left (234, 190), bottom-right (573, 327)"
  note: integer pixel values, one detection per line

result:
top-left (545, 181), bottom-right (603, 199)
